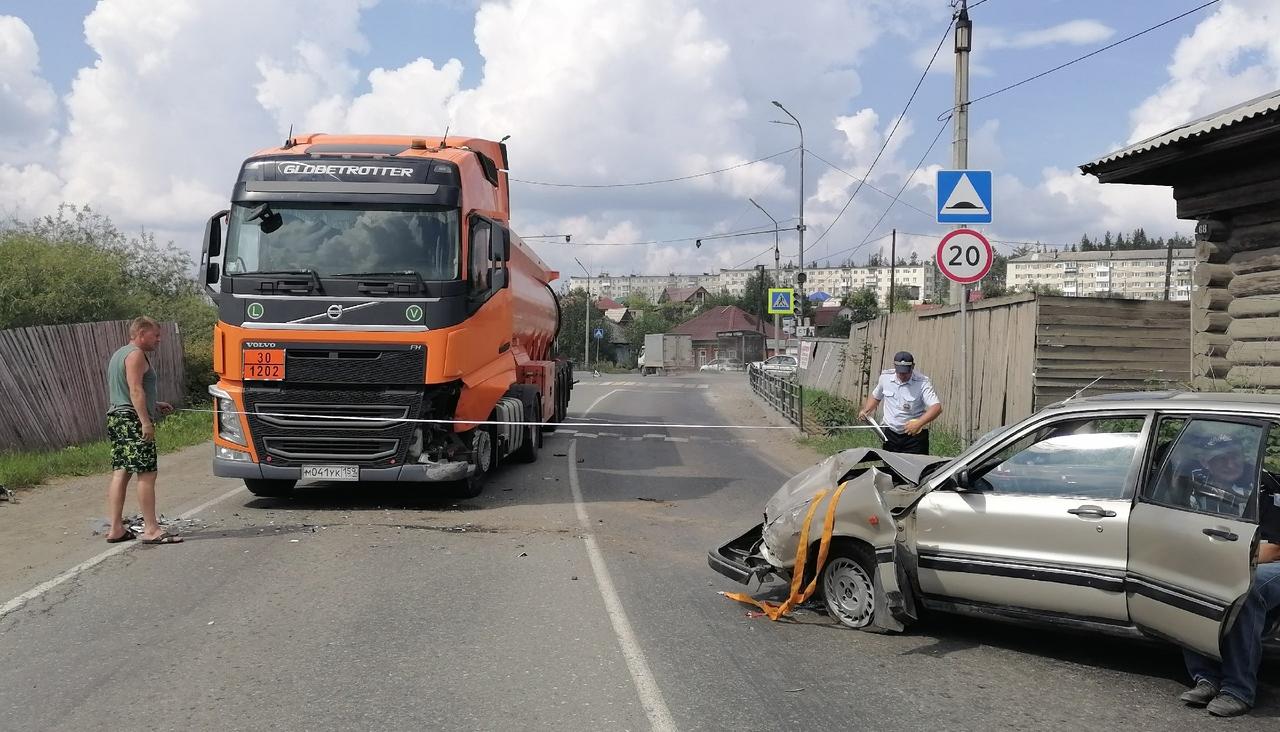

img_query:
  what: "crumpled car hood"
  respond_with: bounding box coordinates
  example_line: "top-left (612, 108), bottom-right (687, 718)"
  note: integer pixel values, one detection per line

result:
top-left (763, 448), bottom-right (950, 520)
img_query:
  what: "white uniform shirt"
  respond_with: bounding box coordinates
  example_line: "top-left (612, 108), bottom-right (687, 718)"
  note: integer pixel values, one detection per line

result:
top-left (872, 369), bottom-right (940, 432)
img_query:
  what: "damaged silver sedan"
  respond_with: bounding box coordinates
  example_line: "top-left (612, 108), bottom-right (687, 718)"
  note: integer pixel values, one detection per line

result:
top-left (711, 392), bottom-right (1280, 657)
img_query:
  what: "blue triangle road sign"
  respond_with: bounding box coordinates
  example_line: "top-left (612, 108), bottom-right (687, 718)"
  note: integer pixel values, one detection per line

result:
top-left (936, 170), bottom-right (993, 224)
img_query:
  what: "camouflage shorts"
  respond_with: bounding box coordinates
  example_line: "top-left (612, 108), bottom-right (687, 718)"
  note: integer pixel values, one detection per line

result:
top-left (107, 411), bottom-right (158, 474)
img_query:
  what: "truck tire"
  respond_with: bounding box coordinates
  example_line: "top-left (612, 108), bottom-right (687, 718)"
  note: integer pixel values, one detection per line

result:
top-left (244, 479), bottom-right (296, 498)
top-left (514, 394), bottom-right (542, 463)
top-left (817, 541), bottom-right (879, 630)
top-left (451, 426), bottom-right (494, 499)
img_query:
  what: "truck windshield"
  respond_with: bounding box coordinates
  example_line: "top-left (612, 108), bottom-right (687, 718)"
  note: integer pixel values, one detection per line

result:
top-left (223, 203), bottom-right (460, 280)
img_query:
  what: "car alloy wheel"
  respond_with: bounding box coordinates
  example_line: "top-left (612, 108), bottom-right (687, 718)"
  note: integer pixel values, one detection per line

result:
top-left (822, 555), bottom-right (876, 628)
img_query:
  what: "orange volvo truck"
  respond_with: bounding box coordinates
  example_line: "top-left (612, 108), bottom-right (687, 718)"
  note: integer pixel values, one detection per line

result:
top-left (199, 133), bottom-right (573, 498)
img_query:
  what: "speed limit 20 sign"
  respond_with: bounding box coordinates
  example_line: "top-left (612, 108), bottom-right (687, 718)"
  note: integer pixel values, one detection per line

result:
top-left (936, 228), bottom-right (994, 284)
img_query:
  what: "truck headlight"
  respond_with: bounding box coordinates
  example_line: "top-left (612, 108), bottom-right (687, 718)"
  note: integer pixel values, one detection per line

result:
top-left (218, 397), bottom-right (246, 445)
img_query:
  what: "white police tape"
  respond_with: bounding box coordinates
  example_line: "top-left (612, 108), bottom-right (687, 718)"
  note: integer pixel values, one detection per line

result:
top-left (180, 407), bottom-right (880, 432)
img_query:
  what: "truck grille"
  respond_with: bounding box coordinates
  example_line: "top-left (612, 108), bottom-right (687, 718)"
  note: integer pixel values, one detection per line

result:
top-left (263, 437), bottom-right (399, 462)
top-left (243, 386), bottom-right (422, 468)
top-left (284, 347), bottom-right (425, 385)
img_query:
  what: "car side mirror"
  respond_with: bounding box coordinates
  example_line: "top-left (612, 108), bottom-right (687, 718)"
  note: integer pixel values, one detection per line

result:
top-left (490, 267), bottom-right (508, 290)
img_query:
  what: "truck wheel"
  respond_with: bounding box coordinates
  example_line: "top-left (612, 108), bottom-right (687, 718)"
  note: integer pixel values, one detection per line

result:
top-left (452, 427), bottom-right (493, 499)
top-left (515, 395), bottom-right (542, 463)
top-left (244, 479), bottom-right (296, 498)
top-left (818, 542), bottom-right (879, 629)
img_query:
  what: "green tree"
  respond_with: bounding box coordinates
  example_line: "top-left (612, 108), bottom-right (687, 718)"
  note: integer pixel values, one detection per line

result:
top-left (1, 205), bottom-right (217, 402)
top-left (842, 288), bottom-right (879, 323)
top-left (736, 269), bottom-right (777, 317)
top-left (624, 309), bottom-right (675, 354)
top-left (624, 290), bottom-right (653, 310)
top-left (1025, 282), bottom-right (1064, 296)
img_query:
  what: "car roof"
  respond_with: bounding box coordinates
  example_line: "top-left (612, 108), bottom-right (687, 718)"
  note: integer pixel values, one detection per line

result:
top-left (1043, 390), bottom-right (1280, 415)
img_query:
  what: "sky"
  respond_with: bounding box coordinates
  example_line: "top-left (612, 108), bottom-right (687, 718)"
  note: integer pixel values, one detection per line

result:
top-left (2, 0), bottom-right (1279, 285)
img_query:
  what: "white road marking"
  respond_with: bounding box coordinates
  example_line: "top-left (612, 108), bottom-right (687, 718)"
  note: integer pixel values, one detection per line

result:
top-left (0, 483), bottom-right (248, 621)
top-left (570, 392), bottom-right (677, 732)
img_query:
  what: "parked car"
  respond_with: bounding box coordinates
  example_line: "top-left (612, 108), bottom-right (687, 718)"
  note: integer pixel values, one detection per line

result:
top-left (750, 355), bottom-right (798, 375)
top-left (700, 358), bottom-right (745, 372)
top-left (709, 392), bottom-right (1280, 657)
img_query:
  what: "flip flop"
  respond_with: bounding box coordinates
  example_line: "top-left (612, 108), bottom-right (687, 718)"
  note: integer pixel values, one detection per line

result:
top-left (141, 533), bottom-right (183, 545)
top-left (106, 529), bottom-right (136, 543)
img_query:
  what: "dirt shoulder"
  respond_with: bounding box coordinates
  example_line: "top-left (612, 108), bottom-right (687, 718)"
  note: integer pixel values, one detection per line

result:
top-left (0, 442), bottom-right (240, 603)
top-left (702, 373), bottom-right (826, 479)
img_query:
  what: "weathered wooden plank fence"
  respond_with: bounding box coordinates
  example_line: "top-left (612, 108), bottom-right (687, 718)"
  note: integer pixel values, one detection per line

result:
top-left (0, 320), bottom-right (185, 452)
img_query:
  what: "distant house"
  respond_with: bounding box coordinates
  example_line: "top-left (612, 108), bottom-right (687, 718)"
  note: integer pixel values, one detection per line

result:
top-left (603, 307), bottom-right (634, 326)
top-left (669, 305), bottom-right (782, 366)
top-left (659, 286), bottom-right (710, 306)
top-left (813, 305), bottom-right (855, 330)
top-left (595, 296), bottom-right (624, 311)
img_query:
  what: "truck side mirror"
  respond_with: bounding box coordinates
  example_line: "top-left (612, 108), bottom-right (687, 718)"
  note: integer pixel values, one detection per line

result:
top-left (490, 267), bottom-right (508, 289)
top-left (492, 228), bottom-right (511, 262)
top-left (204, 209), bottom-right (229, 259)
top-left (205, 261), bottom-right (220, 285)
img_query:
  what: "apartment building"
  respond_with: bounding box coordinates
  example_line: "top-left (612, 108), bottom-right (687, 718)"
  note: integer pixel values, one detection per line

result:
top-left (568, 264), bottom-right (937, 306)
top-left (1007, 249), bottom-right (1194, 301)
top-left (566, 272), bottom-right (720, 302)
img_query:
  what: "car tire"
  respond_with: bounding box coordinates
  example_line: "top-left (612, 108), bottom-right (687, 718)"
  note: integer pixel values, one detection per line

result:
top-left (244, 479), bottom-right (296, 498)
top-left (818, 541), bottom-right (878, 629)
top-left (450, 427), bottom-right (493, 499)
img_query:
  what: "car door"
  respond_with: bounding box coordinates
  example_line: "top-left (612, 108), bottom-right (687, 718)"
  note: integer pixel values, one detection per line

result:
top-left (915, 412), bottom-right (1151, 623)
top-left (1126, 414), bottom-right (1265, 658)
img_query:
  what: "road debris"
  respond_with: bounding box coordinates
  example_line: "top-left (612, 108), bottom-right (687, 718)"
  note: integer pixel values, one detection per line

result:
top-left (0, 485), bottom-right (13, 502)
top-left (516, 552), bottom-right (528, 558)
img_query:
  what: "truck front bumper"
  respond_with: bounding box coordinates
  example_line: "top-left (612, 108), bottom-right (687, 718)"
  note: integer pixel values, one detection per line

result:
top-left (213, 456), bottom-right (474, 482)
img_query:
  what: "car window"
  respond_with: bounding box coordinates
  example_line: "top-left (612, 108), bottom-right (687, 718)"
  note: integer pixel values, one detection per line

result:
top-left (1141, 417), bottom-right (1265, 521)
top-left (971, 416), bottom-right (1146, 499)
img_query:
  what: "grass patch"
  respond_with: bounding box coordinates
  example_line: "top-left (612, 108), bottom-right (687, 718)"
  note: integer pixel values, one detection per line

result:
top-left (0, 410), bottom-right (212, 490)
top-left (799, 388), bottom-right (963, 458)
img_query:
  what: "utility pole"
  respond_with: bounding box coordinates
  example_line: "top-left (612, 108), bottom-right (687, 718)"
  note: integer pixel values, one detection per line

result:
top-left (751, 197), bottom-right (782, 356)
top-left (1163, 242), bottom-right (1174, 301)
top-left (952, 0), bottom-right (973, 445)
top-left (772, 101), bottom-right (805, 302)
top-left (888, 229), bottom-right (897, 315)
top-left (575, 257), bottom-right (591, 370)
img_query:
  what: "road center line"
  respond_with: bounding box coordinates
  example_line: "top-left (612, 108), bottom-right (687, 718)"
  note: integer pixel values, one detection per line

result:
top-left (569, 390), bottom-right (677, 732)
top-left (0, 482), bottom-right (248, 621)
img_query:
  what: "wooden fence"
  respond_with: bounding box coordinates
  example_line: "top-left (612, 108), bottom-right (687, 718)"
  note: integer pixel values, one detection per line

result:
top-left (840, 294), bottom-right (1189, 438)
top-left (0, 320), bottom-right (185, 452)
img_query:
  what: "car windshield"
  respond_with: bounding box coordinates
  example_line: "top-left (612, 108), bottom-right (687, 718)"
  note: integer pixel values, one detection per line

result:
top-left (223, 203), bottom-right (460, 280)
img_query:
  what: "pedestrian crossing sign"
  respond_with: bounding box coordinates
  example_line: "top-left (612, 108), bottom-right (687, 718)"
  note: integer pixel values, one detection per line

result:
top-left (767, 288), bottom-right (795, 315)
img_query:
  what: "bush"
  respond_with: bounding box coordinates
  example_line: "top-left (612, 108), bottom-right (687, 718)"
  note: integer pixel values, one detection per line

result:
top-left (805, 388), bottom-right (860, 428)
top-left (1, 205), bottom-right (217, 404)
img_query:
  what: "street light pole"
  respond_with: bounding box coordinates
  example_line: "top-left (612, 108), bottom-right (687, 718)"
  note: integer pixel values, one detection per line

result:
top-left (750, 197), bottom-right (782, 356)
top-left (952, 0), bottom-right (973, 446)
top-left (575, 257), bottom-right (591, 371)
top-left (772, 101), bottom-right (805, 302)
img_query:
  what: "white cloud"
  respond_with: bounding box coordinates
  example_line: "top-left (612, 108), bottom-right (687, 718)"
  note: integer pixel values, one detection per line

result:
top-left (0, 16), bottom-right (58, 164)
top-left (1128, 0), bottom-right (1280, 142)
top-left (993, 20), bottom-right (1114, 50)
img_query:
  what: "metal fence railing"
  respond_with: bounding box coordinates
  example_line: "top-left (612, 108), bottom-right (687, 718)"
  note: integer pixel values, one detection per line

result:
top-left (748, 365), bottom-right (803, 430)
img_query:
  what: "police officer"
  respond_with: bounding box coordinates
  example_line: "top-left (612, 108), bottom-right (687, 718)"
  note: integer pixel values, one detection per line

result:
top-left (857, 351), bottom-right (942, 455)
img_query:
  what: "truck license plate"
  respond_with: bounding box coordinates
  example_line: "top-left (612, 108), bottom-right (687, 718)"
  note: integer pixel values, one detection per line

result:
top-left (301, 465), bottom-right (359, 481)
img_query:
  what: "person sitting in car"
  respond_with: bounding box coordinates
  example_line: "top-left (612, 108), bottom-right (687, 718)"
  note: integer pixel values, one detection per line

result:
top-left (1179, 440), bottom-right (1280, 717)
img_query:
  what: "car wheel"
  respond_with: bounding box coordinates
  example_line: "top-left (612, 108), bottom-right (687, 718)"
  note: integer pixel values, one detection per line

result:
top-left (515, 395), bottom-right (542, 463)
top-left (820, 543), bottom-right (878, 629)
top-left (244, 479), bottom-right (296, 498)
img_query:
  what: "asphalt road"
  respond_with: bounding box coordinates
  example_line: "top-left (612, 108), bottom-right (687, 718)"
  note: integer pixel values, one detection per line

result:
top-left (1, 374), bottom-right (1277, 730)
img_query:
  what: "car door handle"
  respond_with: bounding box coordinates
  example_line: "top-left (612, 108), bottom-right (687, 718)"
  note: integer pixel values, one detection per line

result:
top-left (1202, 528), bottom-right (1239, 542)
top-left (1068, 505), bottom-right (1116, 518)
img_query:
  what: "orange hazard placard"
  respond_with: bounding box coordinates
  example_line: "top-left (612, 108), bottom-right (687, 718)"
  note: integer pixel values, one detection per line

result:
top-left (243, 349), bottom-right (285, 381)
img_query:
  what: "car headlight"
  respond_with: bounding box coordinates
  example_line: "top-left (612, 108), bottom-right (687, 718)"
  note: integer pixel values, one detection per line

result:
top-left (218, 397), bottom-right (246, 445)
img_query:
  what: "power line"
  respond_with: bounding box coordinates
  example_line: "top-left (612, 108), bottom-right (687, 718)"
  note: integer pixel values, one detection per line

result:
top-left (837, 120), bottom-right (950, 263)
top-left (806, 150), bottom-right (934, 218)
top-left (810, 15), bottom-right (956, 250)
top-left (938, 0), bottom-right (1222, 119)
top-left (544, 218), bottom-right (798, 247)
top-left (509, 147), bottom-right (798, 188)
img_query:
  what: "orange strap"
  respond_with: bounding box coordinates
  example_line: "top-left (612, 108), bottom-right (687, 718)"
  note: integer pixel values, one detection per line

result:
top-left (722, 481), bottom-right (849, 620)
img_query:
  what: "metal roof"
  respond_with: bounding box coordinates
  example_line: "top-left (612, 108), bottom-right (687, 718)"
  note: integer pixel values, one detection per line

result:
top-left (1081, 88), bottom-right (1280, 171)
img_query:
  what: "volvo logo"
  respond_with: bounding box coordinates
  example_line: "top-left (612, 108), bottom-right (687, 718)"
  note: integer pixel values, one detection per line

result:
top-left (327, 304), bottom-right (344, 320)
